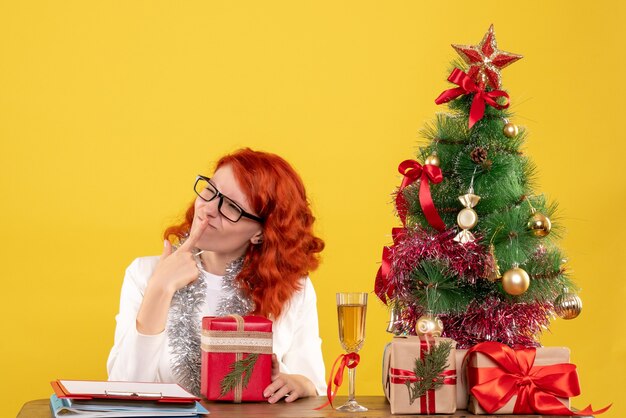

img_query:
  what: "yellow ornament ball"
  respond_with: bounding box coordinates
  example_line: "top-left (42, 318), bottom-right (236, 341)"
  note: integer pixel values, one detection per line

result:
top-left (554, 291), bottom-right (582, 320)
top-left (528, 212), bottom-right (552, 237)
top-left (424, 154), bottom-right (440, 167)
top-left (503, 122), bottom-right (519, 138)
top-left (415, 313), bottom-right (444, 337)
top-left (501, 266), bottom-right (530, 296)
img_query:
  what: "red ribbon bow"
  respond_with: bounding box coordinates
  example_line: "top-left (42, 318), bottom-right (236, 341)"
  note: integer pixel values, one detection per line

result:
top-left (315, 352), bottom-right (360, 409)
top-left (435, 68), bottom-right (510, 128)
top-left (395, 159), bottom-right (446, 231)
top-left (374, 227), bottom-right (404, 303)
top-left (466, 342), bottom-right (611, 416)
top-left (375, 160), bottom-right (446, 304)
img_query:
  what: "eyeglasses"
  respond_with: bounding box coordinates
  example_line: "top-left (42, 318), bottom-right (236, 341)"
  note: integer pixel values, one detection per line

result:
top-left (193, 175), bottom-right (264, 224)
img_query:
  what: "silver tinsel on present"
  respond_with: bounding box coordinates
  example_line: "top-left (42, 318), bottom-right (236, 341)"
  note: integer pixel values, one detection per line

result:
top-left (166, 248), bottom-right (252, 396)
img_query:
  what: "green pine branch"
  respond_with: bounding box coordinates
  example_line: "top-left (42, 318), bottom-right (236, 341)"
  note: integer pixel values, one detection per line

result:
top-left (410, 259), bottom-right (471, 314)
top-left (420, 113), bottom-right (470, 147)
top-left (405, 341), bottom-right (453, 404)
top-left (510, 245), bottom-right (576, 303)
top-left (406, 111), bottom-right (535, 231)
top-left (219, 353), bottom-right (259, 398)
top-left (481, 196), bottom-right (563, 271)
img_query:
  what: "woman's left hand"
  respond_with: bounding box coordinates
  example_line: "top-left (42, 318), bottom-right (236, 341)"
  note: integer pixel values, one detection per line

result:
top-left (263, 354), bottom-right (317, 403)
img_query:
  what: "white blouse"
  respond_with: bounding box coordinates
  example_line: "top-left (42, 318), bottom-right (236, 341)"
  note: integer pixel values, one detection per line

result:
top-left (107, 256), bottom-right (327, 395)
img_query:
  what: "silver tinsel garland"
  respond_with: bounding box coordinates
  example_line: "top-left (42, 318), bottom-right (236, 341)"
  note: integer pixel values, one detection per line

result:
top-left (216, 256), bottom-right (255, 317)
top-left (167, 252), bottom-right (253, 396)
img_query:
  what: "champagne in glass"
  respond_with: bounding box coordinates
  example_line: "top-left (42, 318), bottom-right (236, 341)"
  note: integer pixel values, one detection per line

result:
top-left (336, 292), bottom-right (368, 412)
top-left (337, 303), bottom-right (366, 352)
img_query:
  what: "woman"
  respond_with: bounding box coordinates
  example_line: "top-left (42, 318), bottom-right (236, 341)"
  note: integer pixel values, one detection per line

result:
top-left (107, 148), bottom-right (326, 403)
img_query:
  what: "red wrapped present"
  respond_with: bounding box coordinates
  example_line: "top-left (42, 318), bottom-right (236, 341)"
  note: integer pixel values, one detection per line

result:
top-left (383, 336), bottom-right (457, 414)
top-left (466, 342), bottom-right (610, 416)
top-left (201, 314), bottom-right (272, 403)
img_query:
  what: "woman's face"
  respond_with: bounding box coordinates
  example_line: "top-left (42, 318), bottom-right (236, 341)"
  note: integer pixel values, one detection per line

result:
top-left (191, 164), bottom-right (263, 258)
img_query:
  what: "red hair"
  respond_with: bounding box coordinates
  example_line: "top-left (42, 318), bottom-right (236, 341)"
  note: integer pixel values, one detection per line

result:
top-left (163, 148), bottom-right (324, 318)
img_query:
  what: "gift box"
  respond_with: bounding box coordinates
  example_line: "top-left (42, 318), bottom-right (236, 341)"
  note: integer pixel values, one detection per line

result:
top-left (466, 342), bottom-right (576, 415)
top-left (383, 336), bottom-right (457, 414)
top-left (455, 348), bottom-right (469, 410)
top-left (201, 314), bottom-right (273, 403)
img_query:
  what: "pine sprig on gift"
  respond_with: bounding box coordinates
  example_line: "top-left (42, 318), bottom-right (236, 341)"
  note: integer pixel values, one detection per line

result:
top-left (405, 341), bottom-right (452, 404)
top-left (219, 353), bottom-right (259, 397)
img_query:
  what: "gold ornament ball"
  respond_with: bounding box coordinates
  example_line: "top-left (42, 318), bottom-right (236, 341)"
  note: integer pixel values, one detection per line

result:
top-left (554, 292), bottom-right (582, 320)
top-left (503, 123), bottom-right (519, 138)
top-left (415, 314), bottom-right (444, 337)
top-left (424, 154), bottom-right (440, 167)
top-left (528, 212), bottom-right (552, 237)
top-left (501, 267), bottom-right (530, 296)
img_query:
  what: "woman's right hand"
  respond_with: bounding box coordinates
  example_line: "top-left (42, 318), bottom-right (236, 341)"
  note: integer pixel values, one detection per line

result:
top-left (136, 217), bottom-right (209, 335)
top-left (149, 217), bottom-right (209, 295)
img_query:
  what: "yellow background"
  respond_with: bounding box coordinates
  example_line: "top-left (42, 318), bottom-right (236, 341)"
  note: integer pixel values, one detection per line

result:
top-left (1, 1), bottom-right (624, 416)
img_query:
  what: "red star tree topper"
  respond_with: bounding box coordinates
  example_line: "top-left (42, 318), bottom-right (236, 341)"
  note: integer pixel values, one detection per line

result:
top-left (452, 24), bottom-right (523, 89)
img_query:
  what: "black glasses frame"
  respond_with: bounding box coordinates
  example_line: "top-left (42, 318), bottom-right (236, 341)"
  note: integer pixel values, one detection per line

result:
top-left (194, 175), bottom-right (264, 224)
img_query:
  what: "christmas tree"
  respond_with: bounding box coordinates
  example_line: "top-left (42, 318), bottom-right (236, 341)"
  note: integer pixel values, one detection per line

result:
top-left (375, 25), bottom-right (583, 348)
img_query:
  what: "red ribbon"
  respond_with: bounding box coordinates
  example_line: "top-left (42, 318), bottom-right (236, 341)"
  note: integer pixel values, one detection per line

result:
top-left (315, 352), bottom-right (360, 410)
top-left (374, 227), bottom-right (404, 303)
top-left (395, 160), bottom-right (446, 231)
top-left (435, 68), bottom-right (510, 128)
top-left (466, 342), bottom-right (611, 416)
top-left (390, 368), bottom-right (457, 385)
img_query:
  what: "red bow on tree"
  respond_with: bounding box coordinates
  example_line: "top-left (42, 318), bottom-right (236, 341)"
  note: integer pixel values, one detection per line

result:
top-left (466, 342), bottom-right (611, 416)
top-left (375, 160), bottom-right (446, 304)
top-left (374, 227), bottom-right (405, 303)
top-left (435, 68), bottom-right (510, 128)
top-left (395, 159), bottom-right (446, 231)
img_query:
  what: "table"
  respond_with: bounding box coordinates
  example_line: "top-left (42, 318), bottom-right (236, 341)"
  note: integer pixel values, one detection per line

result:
top-left (17, 396), bottom-right (591, 418)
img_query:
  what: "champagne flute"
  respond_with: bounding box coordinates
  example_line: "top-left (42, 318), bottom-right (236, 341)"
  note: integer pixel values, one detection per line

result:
top-left (336, 292), bottom-right (368, 412)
